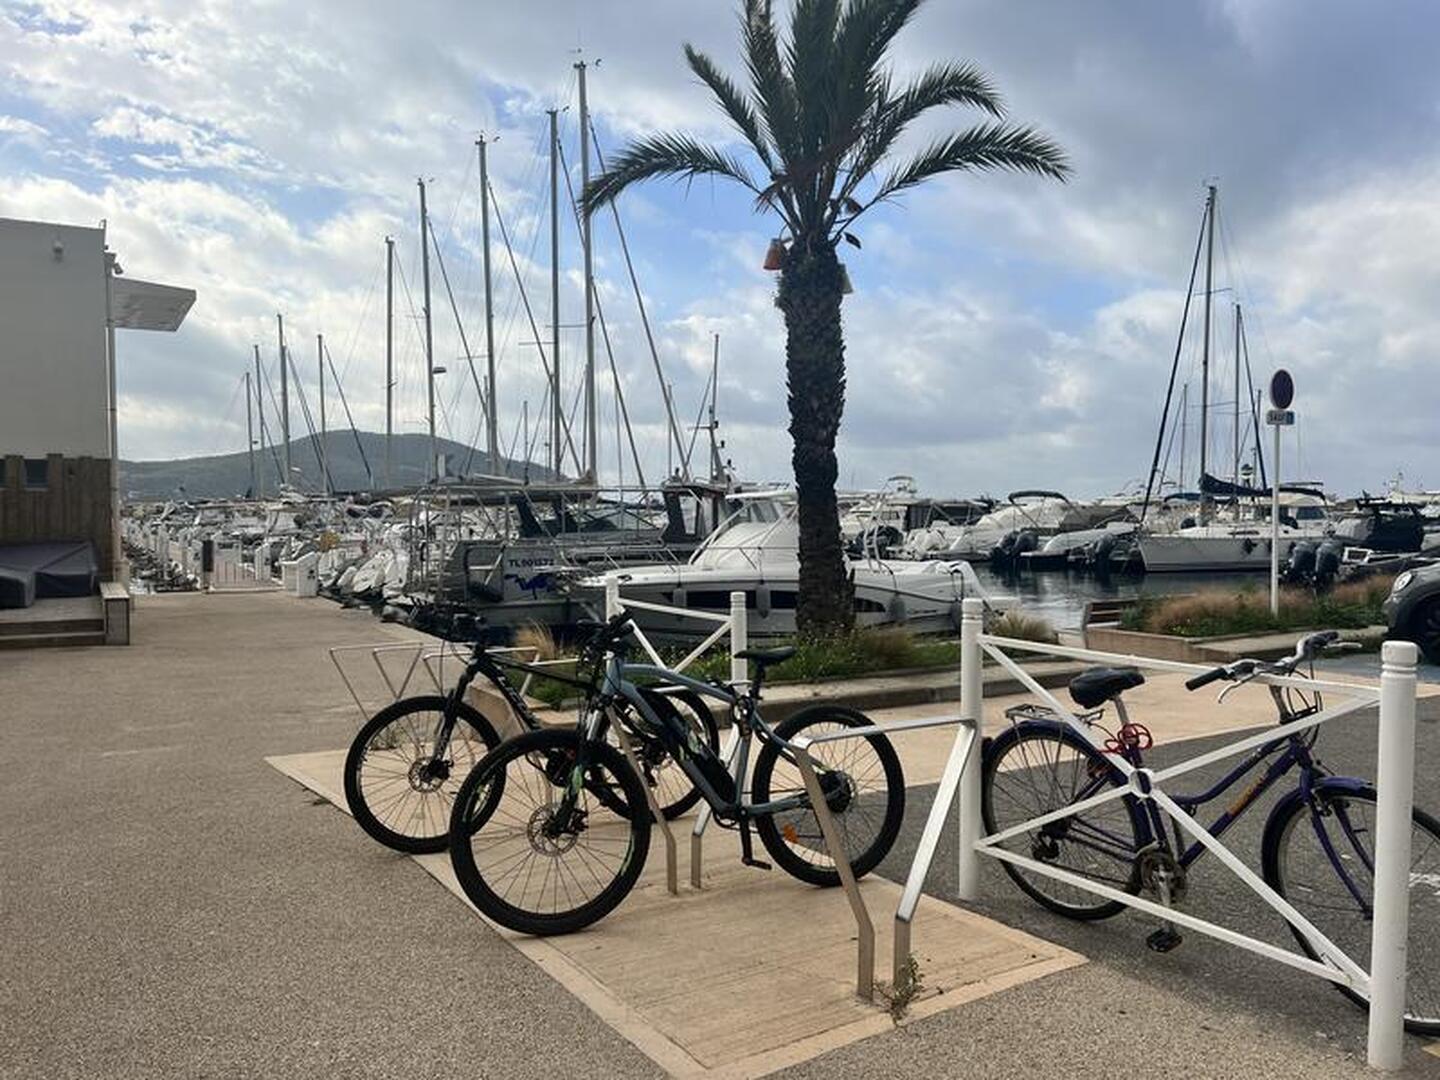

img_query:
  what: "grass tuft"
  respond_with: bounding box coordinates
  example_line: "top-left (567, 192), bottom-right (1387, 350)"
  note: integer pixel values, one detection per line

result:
top-left (1120, 576), bottom-right (1393, 638)
top-left (988, 610), bottom-right (1059, 645)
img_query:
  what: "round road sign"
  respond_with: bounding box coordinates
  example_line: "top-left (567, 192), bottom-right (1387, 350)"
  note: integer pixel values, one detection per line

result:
top-left (1269, 369), bottom-right (1295, 410)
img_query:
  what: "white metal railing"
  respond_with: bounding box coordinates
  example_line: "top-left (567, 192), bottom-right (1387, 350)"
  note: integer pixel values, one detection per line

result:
top-left (786, 595), bottom-right (1421, 1070)
top-left (892, 596), bottom-right (1418, 1071)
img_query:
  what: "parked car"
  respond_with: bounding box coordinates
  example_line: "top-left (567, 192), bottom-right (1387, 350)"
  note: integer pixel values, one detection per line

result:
top-left (1383, 561), bottom-right (1440, 663)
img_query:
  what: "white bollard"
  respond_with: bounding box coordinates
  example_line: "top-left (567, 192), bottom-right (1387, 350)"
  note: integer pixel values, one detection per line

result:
top-left (729, 590), bottom-right (748, 687)
top-left (957, 596), bottom-right (985, 900)
top-left (1368, 640), bottom-right (1419, 1070)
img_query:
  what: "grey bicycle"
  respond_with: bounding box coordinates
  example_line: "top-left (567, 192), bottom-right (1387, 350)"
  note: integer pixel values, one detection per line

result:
top-left (446, 613), bottom-right (906, 936)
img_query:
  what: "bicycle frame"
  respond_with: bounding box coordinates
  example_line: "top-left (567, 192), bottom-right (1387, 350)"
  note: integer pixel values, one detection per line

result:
top-left (594, 658), bottom-right (813, 822)
top-left (1044, 685), bottom-right (1330, 875)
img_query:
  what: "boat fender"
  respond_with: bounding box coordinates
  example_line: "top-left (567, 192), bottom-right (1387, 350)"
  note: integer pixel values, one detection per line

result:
top-left (887, 594), bottom-right (907, 623)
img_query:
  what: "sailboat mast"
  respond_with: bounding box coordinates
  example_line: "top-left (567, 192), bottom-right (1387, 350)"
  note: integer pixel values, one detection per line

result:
top-left (1233, 303), bottom-right (1242, 489)
top-left (1178, 382), bottom-right (1188, 493)
top-left (317, 333), bottom-right (329, 495)
top-left (384, 235), bottom-right (394, 490)
top-left (418, 178), bottom-right (437, 482)
top-left (253, 345), bottom-right (266, 499)
top-left (577, 61), bottom-right (597, 481)
top-left (1198, 184), bottom-right (1215, 524)
top-left (709, 333), bottom-right (722, 481)
top-left (245, 369), bottom-right (256, 498)
top-left (277, 313), bottom-right (290, 484)
top-left (548, 108), bottom-right (562, 479)
top-left (478, 137), bottom-right (499, 471)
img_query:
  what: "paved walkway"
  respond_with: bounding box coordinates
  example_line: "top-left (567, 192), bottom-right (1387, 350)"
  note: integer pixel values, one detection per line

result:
top-left (1, 591), bottom-right (1436, 1078)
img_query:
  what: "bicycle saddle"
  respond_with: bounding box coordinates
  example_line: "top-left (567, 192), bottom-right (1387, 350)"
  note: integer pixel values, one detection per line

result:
top-left (1068, 666), bottom-right (1145, 709)
top-left (735, 646), bottom-right (797, 667)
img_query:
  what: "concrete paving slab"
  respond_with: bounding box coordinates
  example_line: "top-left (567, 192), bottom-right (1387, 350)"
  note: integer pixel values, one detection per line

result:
top-left (268, 748), bottom-right (1084, 1078)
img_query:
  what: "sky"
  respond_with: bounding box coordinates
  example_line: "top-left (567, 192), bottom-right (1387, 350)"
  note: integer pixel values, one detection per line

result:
top-left (1, 0), bottom-right (1436, 499)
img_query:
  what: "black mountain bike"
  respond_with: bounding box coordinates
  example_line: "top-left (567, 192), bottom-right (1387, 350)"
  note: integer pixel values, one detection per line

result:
top-left (343, 617), bottom-right (718, 854)
top-left (446, 614), bottom-right (906, 936)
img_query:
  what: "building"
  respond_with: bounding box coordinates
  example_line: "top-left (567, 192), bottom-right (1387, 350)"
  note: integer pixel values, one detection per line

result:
top-left (0, 215), bottom-right (194, 593)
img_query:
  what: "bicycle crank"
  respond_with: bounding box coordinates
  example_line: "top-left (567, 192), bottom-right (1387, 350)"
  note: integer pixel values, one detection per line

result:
top-left (1138, 848), bottom-right (1186, 953)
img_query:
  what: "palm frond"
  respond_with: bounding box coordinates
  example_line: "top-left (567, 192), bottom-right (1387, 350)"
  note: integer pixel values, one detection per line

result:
top-left (684, 44), bottom-right (776, 172)
top-left (786, 0), bottom-right (842, 159)
top-left (581, 134), bottom-right (758, 217)
top-left (742, 0), bottom-right (803, 168)
top-left (869, 122), bottom-right (1071, 206)
top-left (835, 61), bottom-right (1004, 208)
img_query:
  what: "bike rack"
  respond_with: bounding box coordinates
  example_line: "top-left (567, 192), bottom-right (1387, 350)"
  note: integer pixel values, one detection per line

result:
top-left (327, 639), bottom-right (575, 724)
top-left (604, 582), bottom-right (750, 892)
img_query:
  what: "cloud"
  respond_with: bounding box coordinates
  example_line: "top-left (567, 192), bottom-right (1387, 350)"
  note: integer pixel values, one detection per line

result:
top-left (0, 0), bottom-right (1436, 496)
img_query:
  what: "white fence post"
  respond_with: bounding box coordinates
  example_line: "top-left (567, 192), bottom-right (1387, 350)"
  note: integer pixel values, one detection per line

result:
top-left (957, 596), bottom-right (984, 900)
top-left (604, 578), bottom-right (620, 619)
top-left (729, 590), bottom-right (748, 686)
top-left (1368, 639), bottom-right (1419, 1070)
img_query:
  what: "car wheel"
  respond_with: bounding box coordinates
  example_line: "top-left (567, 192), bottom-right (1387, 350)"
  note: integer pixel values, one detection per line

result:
top-left (1411, 598), bottom-right (1440, 665)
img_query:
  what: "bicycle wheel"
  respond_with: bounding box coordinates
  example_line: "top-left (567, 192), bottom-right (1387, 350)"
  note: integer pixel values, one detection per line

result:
top-left (750, 706), bottom-right (905, 887)
top-left (626, 688), bottom-right (721, 820)
top-left (343, 695), bottom-right (501, 854)
top-left (448, 728), bottom-right (650, 936)
top-left (1262, 782), bottom-right (1440, 1034)
top-left (982, 721), bottom-right (1145, 919)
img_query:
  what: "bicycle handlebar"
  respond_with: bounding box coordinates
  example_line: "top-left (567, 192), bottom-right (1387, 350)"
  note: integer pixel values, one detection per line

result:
top-left (1185, 630), bottom-right (1351, 693)
top-left (1184, 667), bottom-right (1227, 691)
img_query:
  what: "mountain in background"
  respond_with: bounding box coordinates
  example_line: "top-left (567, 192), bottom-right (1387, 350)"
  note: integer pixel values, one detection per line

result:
top-left (119, 431), bottom-right (555, 499)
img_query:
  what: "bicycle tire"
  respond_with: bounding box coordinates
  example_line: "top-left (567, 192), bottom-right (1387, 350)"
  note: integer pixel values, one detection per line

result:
top-left (343, 695), bottom-right (501, 854)
top-left (982, 721), bottom-right (1145, 919)
top-left (1262, 781), bottom-right (1440, 1035)
top-left (750, 705), bottom-right (905, 887)
top-left (448, 728), bottom-right (650, 936)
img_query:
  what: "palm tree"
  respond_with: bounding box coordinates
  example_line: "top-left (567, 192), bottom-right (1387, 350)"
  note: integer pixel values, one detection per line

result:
top-left (582, 0), bottom-right (1070, 635)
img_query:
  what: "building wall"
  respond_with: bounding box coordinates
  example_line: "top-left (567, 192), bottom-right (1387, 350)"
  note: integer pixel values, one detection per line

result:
top-left (0, 218), bottom-right (110, 457)
top-left (0, 454), bottom-right (114, 574)
top-left (0, 218), bottom-right (113, 574)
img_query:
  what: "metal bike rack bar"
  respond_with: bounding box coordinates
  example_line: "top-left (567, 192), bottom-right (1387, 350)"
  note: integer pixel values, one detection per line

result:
top-left (604, 583), bottom-right (750, 891)
top-left (788, 708), bottom-right (990, 1000)
top-left (613, 724), bottom-right (679, 896)
top-left (953, 607), bottom-right (1420, 1072)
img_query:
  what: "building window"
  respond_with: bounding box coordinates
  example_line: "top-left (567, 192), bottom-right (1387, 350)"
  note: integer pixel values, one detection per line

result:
top-left (23, 458), bottom-right (48, 489)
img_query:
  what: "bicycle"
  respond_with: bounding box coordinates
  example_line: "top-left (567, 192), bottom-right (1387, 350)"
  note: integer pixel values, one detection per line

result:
top-left (446, 613), bottom-right (907, 936)
top-left (343, 615), bottom-right (719, 854)
top-left (982, 629), bottom-right (1440, 1033)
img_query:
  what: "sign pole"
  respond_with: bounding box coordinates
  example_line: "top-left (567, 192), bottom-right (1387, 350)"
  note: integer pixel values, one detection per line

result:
top-left (1265, 369), bottom-right (1296, 617)
top-left (1271, 420), bottom-right (1281, 615)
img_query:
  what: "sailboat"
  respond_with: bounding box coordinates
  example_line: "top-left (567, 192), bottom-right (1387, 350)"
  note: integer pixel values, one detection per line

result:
top-left (1135, 185), bottom-right (1333, 573)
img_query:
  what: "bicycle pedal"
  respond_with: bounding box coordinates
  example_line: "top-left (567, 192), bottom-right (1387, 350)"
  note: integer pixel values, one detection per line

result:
top-left (1145, 927), bottom-right (1183, 953)
top-left (741, 856), bottom-right (772, 871)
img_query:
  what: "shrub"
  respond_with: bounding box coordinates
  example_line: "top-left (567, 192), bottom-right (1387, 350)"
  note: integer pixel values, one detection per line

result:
top-left (989, 610), bottom-right (1059, 645)
top-left (1121, 575), bottom-right (1393, 638)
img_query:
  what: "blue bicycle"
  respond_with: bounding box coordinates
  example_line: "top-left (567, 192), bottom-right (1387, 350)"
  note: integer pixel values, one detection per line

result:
top-left (982, 630), bottom-right (1440, 1033)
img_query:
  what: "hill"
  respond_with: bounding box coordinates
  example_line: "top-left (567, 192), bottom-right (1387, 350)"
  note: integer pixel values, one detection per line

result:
top-left (120, 431), bottom-right (555, 499)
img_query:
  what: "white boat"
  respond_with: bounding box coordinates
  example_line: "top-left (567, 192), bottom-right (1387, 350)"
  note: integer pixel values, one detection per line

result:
top-left (1139, 494), bottom-right (1332, 572)
top-left (585, 491), bottom-right (993, 639)
top-left (932, 491), bottom-right (1118, 562)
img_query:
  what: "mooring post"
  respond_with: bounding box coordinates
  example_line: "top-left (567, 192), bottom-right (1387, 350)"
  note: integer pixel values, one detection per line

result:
top-left (957, 596), bottom-right (985, 900)
top-left (1368, 639), bottom-right (1419, 1070)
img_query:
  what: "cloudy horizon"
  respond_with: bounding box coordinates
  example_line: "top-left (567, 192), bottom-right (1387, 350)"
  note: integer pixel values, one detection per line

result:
top-left (2, 0), bottom-right (1435, 499)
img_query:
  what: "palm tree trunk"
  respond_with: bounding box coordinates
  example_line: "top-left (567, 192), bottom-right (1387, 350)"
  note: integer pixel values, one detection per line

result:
top-left (777, 243), bottom-right (854, 636)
